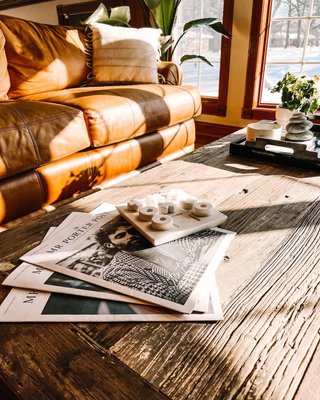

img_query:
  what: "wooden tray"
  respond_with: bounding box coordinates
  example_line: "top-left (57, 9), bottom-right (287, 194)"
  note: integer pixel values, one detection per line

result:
top-left (229, 135), bottom-right (320, 171)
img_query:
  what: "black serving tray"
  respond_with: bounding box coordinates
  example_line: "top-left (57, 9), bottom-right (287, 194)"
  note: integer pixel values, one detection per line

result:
top-left (229, 135), bottom-right (320, 171)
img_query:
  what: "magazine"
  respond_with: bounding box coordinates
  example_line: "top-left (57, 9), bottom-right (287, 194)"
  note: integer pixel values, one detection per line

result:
top-left (4, 210), bottom-right (211, 312)
top-left (5, 217), bottom-right (152, 306)
top-left (21, 210), bottom-right (235, 313)
top-left (3, 262), bottom-right (213, 312)
top-left (2, 262), bottom-right (151, 305)
top-left (0, 283), bottom-right (223, 322)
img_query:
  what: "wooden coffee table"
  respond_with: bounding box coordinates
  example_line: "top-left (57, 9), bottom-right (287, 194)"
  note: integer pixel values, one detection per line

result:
top-left (1, 130), bottom-right (320, 399)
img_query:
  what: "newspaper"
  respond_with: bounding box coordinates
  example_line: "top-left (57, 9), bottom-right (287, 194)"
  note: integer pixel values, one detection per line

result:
top-left (0, 283), bottom-right (223, 322)
top-left (21, 210), bottom-right (235, 313)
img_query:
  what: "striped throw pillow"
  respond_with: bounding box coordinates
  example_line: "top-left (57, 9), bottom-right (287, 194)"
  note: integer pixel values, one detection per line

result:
top-left (90, 23), bottom-right (161, 84)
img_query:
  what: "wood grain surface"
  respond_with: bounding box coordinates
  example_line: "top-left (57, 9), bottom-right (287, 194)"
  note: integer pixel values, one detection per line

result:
top-left (1, 131), bottom-right (320, 399)
top-left (111, 199), bottom-right (320, 400)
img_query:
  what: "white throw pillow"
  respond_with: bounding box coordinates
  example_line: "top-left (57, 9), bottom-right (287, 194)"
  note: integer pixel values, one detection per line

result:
top-left (90, 23), bottom-right (161, 84)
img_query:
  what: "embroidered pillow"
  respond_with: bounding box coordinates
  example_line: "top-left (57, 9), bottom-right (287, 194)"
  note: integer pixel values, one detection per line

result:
top-left (90, 23), bottom-right (161, 84)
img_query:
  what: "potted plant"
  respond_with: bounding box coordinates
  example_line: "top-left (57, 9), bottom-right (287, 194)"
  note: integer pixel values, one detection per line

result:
top-left (270, 72), bottom-right (320, 131)
top-left (143, 0), bottom-right (230, 65)
top-left (83, 1), bottom-right (230, 68)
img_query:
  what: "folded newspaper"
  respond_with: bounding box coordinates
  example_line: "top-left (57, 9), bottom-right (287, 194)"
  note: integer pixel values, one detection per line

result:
top-left (0, 203), bottom-right (235, 320)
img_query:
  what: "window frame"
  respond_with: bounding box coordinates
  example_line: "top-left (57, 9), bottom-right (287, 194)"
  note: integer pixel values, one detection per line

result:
top-left (201, 0), bottom-right (234, 116)
top-left (242, 0), bottom-right (320, 120)
top-left (242, 0), bottom-right (275, 120)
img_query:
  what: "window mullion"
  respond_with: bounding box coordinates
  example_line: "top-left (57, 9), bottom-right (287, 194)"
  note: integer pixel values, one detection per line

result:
top-left (197, 0), bottom-right (204, 89)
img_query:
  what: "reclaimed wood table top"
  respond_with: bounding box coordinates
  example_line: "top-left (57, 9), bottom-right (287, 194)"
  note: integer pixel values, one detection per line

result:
top-left (1, 130), bottom-right (320, 400)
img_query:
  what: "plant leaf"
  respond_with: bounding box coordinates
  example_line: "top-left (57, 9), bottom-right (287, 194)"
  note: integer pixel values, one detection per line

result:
top-left (155, 0), bottom-right (177, 36)
top-left (98, 18), bottom-right (131, 27)
top-left (209, 21), bottom-right (231, 38)
top-left (183, 18), bottom-right (217, 32)
top-left (82, 3), bottom-right (109, 24)
top-left (180, 54), bottom-right (214, 67)
top-left (143, 0), bottom-right (162, 9)
top-left (160, 37), bottom-right (174, 54)
top-left (183, 18), bottom-right (230, 38)
top-left (109, 6), bottom-right (131, 24)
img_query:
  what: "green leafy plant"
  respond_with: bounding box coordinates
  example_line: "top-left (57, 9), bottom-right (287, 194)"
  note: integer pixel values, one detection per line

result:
top-left (83, 1), bottom-right (230, 66)
top-left (271, 72), bottom-right (320, 115)
top-left (82, 3), bottom-right (131, 26)
top-left (143, 0), bottom-right (231, 65)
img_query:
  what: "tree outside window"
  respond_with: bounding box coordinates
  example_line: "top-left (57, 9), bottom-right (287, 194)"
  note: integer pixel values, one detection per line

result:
top-left (243, 0), bottom-right (320, 120)
top-left (173, 0), bottom-right (233, 116)
top-left (173, 0), bottom-right (224, 97)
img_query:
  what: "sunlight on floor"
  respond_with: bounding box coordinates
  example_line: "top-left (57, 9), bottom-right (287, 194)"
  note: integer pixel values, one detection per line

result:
top-left (224, 163), bottom-right (259, 171)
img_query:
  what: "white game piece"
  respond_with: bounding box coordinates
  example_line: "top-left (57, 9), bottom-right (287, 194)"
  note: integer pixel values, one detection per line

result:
top-left (193, 201), bottom-right (213, 217)
top-left (146, 194), bottom-right (164, 207)
top-left (158, 201), bottom-right (177, 214)
top-left (151, 214), bottom-right (173, 231)
top-left (180, 196), bottom-right (197, 210)
top-left (138, 206), bottom-right (159, 221)
top-left (127, 198), bottom-right (146, 212)
top-left (166, 188), bottom-right (186, 201)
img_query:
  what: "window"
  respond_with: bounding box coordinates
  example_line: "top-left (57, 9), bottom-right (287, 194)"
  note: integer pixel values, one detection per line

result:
top-left (242, 0), bottom-right (320, 120)
top-left (173, 0), bottom-right (234, 116)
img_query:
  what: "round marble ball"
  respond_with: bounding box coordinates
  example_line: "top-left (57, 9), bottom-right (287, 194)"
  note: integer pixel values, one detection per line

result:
top-left (285, 111), bottom-right (313, 142)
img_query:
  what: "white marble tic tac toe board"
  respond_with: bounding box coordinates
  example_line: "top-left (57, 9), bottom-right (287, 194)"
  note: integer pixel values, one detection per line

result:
top-left (116, 189), bottom-right (227, 246)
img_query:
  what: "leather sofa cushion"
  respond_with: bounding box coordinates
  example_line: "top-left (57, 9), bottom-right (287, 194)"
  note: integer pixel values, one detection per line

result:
top-left (0, 16), bottom-right (89, 98)
top-left (0, 170), bottom-right (44, 223)
top-left (0, 119), bottom-right (195, 223)
top-left (0, 100), bottom-right (90, 179)
top-left (0, 29), bottom-right (10, 100)
top-left (22, 84), bottom-right (201, 147)
top-left (37, 119), bottom-right (195, 204)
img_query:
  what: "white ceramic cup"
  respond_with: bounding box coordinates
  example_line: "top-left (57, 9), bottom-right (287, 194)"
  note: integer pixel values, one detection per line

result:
top-left (246, 122), bottom-right (282, 142)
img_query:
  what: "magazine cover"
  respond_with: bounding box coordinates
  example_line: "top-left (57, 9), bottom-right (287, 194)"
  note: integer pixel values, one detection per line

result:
top-left (21, 211), bottom-right (235, 313)
top-left (0, 283), bottom-right (223, 322)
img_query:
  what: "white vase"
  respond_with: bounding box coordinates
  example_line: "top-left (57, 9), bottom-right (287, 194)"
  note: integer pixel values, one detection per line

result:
top-left (275, 105), bottom-right (294, 133)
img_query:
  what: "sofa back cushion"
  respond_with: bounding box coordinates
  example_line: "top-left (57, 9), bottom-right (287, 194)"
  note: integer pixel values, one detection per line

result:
top-left (0, 29), bottom-right (10, 100)
top-left (0, 100), bottom-right (90, 180)
top-left (0, 16), bottom-right (89, 98)
top-left (90, 23), bottom-right (161, 84)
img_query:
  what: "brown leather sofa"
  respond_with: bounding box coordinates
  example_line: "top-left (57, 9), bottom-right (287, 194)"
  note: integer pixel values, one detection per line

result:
top-left (0, 15), bottom-right (201, 224)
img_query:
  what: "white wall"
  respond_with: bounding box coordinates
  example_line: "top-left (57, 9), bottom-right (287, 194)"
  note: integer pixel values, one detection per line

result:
top-left (0, 0), bottom-right (90, 24)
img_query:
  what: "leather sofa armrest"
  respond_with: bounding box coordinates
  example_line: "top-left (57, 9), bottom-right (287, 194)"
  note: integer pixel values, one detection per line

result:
top-left (157, 61), bottom-right (183, 86)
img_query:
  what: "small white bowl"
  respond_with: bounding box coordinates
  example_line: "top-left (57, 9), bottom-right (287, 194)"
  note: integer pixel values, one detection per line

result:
top-left (246, 122), bottom-right (282, 142)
